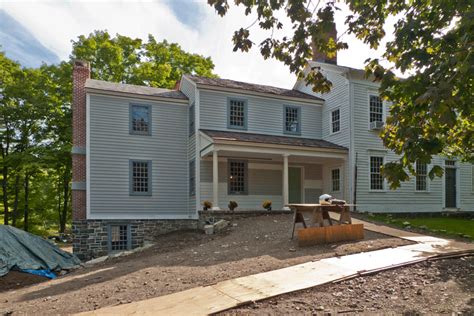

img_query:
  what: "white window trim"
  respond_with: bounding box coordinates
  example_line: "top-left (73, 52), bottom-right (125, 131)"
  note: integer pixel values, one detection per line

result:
top-left (330, 107), bottom-right (341, 135)
top-left (368, 155), bottom-right (386, 192)
top-left (367, 91), bottom-right (386, 131)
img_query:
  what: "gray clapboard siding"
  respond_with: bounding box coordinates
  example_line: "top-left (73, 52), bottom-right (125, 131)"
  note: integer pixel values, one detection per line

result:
top-left (180, 77), bottom-right (195, 104)
top-left (459, 162), bottom-right (474, 210)
top-left (350, 82), bottom-right (448, 212)
top-left (89, 94), bottom-right (191, 218)
top-left (296, 69), bottom-right (350, 148)
top-left (179, 77), bottom-right (197, 213)
top-left (199, 90), bottom-right (322, 139)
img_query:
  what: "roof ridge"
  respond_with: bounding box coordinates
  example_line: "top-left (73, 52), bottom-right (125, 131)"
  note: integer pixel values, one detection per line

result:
top-left (186, 74), bottom-right (297, 92)
top-left (185, 75), bottom-right (323, 102)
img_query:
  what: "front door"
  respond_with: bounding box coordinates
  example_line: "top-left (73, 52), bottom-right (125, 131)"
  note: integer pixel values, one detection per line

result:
top-left (445, 167), bottom-right (457, 208)
top-left (289, 167), bottom-right (302, 203)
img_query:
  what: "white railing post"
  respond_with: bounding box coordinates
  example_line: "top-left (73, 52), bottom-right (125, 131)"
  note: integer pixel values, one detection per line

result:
top-left (282, 154), bottom-right (290, 210)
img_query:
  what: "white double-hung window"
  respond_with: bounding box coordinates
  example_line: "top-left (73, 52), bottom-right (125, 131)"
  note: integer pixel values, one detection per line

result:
top-left (369, 95), bottom-right (383, 123)
top-left (415, 161), bottom-right (428, 191)
top-left (370, 156), bottom-right (384, 191)
top-left (284, 105), bottom-right (301, 134)
top-left (228, 99), bottom-right (247, 129)
top-left (331, 108), bottom-right (340, 133)
top-left (130, 104), bottom-right (151, 135)
top-left (130, 160), bottom-right (151, 195)
top-left (331, 168), bottom-right (341, 192)
top-left (228, 160), bottom-right (248, 195)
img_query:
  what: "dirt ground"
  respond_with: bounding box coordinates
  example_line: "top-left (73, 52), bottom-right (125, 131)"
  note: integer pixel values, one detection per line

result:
top-left (0, 214), bottom-right (410, 315)
top-left (224, 256), bottom-right (474, 315)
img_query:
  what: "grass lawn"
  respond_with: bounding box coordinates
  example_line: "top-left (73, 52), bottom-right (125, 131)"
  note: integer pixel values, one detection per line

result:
top-left (369, 214), bottom-right (474, 241)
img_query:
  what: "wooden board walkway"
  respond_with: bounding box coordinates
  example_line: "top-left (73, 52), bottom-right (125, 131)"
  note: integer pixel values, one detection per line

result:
top-left (79, 218), bottom-right (474, 316)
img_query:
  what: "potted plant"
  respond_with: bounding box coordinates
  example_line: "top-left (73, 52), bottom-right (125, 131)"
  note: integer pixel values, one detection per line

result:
top-left (262, 200), bottom-right (272, 211)
top-left (228, 200), bottom-right (238, 211)
top-left (203, 200), bottom-right (213, 211)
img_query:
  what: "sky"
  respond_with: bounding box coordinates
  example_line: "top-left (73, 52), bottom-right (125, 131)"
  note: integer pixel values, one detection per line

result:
top-left (0, 0), bottom-right (393, 89)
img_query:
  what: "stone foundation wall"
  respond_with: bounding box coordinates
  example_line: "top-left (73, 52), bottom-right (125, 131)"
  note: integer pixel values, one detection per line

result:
top-left (73, 219), bottom-right (197, 261)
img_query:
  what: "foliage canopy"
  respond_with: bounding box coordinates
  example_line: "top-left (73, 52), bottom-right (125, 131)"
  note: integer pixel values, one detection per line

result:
top-left (208, 0), bottom-right (473, 187)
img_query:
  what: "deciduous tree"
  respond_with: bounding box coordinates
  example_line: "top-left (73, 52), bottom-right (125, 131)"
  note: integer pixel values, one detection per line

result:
top-left (208, 0), bottom-right (473, 187)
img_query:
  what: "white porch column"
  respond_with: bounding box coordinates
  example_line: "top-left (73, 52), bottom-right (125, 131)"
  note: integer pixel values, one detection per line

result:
top-left (282, 154), bottom-right (290, 210)
top-left (212, 150), bottom-right (220, 210)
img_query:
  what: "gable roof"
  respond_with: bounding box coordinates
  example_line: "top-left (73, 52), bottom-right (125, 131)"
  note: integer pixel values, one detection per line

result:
top-left (201, 129), bottom-right (347, 151)
top-left (85, 79), bottom-right (188, 101)
top-left (185, 75), bottom-right (323, 102)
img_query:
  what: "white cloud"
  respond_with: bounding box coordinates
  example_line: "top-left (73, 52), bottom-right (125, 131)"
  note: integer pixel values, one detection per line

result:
top-left (1, 0), bottom-right (392, 88)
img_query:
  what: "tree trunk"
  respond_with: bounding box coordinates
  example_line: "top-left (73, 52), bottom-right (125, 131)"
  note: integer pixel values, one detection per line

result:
top-left (2, 165), bottom-right (8, 225)
top-left (23, 174), bottom-right (30, 232)
top-left (56, 177), bottom-right (62, 232)
top-left (1, 135), bottom-right (10, 225)
top-left (12, 174), bottom-right (20, 227)
top-left (59, 169), bottom-right (71, 234)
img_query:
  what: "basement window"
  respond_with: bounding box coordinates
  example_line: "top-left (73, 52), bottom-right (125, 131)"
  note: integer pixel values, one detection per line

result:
top-left (108, 224), bottom-right (131, 252)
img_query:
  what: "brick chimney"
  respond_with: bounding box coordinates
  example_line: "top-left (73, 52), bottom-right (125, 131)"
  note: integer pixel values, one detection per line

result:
top-left (72, 60), bottom-right (90, 221)
top-left (312, 22), bottom-right (338, 65)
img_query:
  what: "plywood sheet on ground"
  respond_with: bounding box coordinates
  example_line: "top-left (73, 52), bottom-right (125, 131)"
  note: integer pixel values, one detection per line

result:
top-left (80, 286), bottom-right (240, 316)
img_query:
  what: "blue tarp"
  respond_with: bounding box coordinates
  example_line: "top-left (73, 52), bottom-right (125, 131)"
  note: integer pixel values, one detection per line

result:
top-left (21, 269), bottom-right (57, 279)
top-left (0, 225), bottom-right (80, 277)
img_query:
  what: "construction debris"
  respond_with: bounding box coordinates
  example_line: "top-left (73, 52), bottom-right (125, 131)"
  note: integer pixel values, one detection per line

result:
top-left (204, 219), bottom-right (229, 235)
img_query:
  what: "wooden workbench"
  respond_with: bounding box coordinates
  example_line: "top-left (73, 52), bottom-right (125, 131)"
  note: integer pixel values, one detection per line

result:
top-left (287, 203), bottom-right (354, 239)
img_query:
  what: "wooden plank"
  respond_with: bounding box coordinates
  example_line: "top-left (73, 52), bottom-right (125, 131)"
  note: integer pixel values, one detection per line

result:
top-left (79, 286), bottom-right (240, 316)
top-left (297, 224), bottom-right (364, 246)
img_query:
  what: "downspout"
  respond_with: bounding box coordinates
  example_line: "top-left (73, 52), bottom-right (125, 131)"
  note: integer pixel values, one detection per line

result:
top-left (348, 74), bottom-right (356, 211)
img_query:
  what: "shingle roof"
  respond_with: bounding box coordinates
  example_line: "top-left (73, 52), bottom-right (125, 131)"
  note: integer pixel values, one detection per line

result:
top-left (201, 129), bottom-right (347, 151)
top-left (185, 75), bottom-right (323, 102)
top-left (85, 79), bottom-right (188, 100)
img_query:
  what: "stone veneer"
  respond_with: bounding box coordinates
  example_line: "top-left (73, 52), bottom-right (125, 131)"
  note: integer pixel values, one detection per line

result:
top-left (73, 219), bottom-right (197, 261)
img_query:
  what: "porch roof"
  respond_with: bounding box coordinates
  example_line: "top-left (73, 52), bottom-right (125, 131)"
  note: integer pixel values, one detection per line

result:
top-left (201, 129), bottom-right (348, 151)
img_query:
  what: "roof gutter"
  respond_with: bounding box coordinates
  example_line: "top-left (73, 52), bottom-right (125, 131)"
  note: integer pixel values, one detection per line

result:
top-left (212, 139), bottom-right (348, 153)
